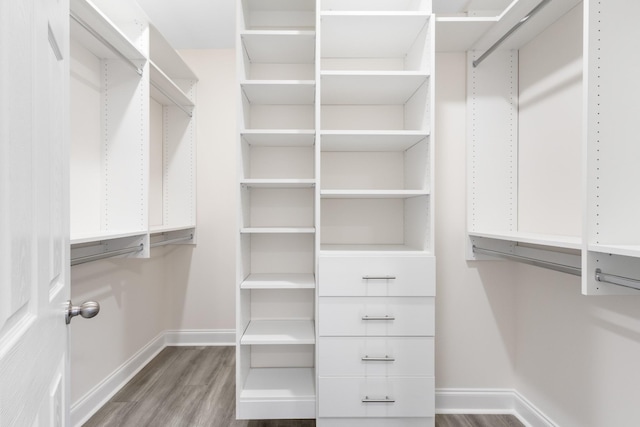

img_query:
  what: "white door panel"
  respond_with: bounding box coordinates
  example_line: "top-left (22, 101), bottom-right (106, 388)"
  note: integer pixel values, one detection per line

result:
top-left (0, 0), bottom-right (70, 426)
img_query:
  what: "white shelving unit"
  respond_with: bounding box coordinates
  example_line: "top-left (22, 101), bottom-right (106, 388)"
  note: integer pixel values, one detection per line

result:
top-left (69, 0), bottom-right (197, 265)
top-left (317, 1), bottom-right (435, 426)
top-left (447, 0), bottom-right (640, 295)
top-left (70, 0), bottom-right (150, 260)
top-left (237, 0), bottom-right (317, 420)
top-left (148, 25), bottom-right (198, 246)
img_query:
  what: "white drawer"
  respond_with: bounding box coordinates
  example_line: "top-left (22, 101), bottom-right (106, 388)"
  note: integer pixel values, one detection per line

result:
top-left (319, 337), bottom-right (434, 377)
top-left (319, 255), bottom-right (435, 297)
top-left (318, 297), bottom-right (434, 337)
top-left (318, 377), bottom-right (435, 418)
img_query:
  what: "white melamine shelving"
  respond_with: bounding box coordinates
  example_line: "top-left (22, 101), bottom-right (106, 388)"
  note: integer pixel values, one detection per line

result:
top-left (241, 320), bottom-right (315, 345)
top-left (318, 2), bottom-right (435, 425)
top-left (321, 131), bottom-right (429, 151)
top-left (241, 81), bottom-right (315, 105)
top-left (241, 273), bottom-right (316, 289)
top-left (240, 368), bottom-right (315, 401)
top-left (69, 0), bottom-right (198, 264)
top-left (237, 0), bottom-right (317, 419)
top-left (469, 231), bottom-right (582, 251)
top-left (69, 0), bottom-right (149, 256)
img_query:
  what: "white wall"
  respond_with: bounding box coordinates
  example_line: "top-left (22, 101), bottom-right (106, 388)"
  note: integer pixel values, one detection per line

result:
top-left (434, 52), bottom-right (518, 389)
top-left (163, 49), bottom-right (237, 331)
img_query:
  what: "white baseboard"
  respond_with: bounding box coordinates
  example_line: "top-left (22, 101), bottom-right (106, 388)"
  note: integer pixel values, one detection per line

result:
top-left (70, 332), bottom-right (166, 427)
top-left (436, 388), bottom-right (557, 427)
top-left (70, 329), bottom-right (235, 427)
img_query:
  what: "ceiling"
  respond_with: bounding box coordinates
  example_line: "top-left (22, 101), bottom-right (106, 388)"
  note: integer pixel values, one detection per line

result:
top-left (136, 0), bottom-right (512, 50)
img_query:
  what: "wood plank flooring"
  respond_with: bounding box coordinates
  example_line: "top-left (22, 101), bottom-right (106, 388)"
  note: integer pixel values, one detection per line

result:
top-left (84, 346), bottom-right (524, 427)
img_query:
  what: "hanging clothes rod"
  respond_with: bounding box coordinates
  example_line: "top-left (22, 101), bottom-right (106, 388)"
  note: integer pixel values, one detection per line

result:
top-left (71, 243), bottom-right (144, 266)
top-left (150, 234), bottom-right (194, 248)
top-left (472, 0), bottom-right (552, 68)
top-left (595, 269), bottom-right (640, 291)
top-left (70, 11), bottom-right (143, 76)
top-left (473, 245), bottom-right (581, 276)
top-left (150, 81), bottom-right (193, 118)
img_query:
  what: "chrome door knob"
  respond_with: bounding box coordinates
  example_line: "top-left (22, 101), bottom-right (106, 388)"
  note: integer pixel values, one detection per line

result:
top-left (65, 300), bottom-right (100, 324)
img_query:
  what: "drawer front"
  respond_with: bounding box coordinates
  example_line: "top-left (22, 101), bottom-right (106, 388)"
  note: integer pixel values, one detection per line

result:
top-left (319, 337), bottom-right (434, 377)
top-left (318, 377), bottom-right (435, 418)
top-left (319, 255), bottom-right (435, 297)
top-left (318, 297), bottom-right (434, 337)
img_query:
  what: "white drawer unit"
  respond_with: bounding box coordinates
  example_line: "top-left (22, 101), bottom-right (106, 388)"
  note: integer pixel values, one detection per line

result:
top-left (319, 255), bottom-right (435, 297)
top-left (318, 377), bottom-right (435, 418)
top-left (318, 337), bottom-right (434, 377)
top-left (318, 297), bottom-right (434, 337)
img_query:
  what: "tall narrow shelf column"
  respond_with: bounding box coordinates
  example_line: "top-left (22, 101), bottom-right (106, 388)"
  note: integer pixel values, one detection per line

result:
top-left (236, 0), bottom-right (317, 420)
top-left (317, 0), bottom-right (436, 426)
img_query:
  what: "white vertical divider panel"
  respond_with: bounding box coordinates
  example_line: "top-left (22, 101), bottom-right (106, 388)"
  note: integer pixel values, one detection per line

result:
top-left (101, 58), bottom-right (149, 239)
top-left (583, 0), bottom-right (640, 295)
top-left (467, 50), bottom-right (518, 259)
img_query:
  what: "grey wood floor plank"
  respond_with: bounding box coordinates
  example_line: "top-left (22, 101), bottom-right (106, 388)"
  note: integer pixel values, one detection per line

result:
top-left (84, 346), bottom-right (525, 427)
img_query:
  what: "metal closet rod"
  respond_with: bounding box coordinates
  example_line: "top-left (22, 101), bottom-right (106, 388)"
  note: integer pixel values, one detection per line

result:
top-left (70, 11), bottom-right (143, 76)
top-left (472, 245), bottom-right (581, 276)
top-left (150, 234), bottom-right (194, 248)
top-left (150, 81), bottom-right (193, 118)
top-left (595, 269), bottom-right (640, 291)
top-left (472, 0), bottom-right (552, 68)
top-left (71, 243), bottom-right (144, 266)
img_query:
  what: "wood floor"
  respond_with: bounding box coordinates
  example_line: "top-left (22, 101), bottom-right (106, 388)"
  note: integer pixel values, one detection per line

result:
top-left (84, 346), bottom-right (524, 427)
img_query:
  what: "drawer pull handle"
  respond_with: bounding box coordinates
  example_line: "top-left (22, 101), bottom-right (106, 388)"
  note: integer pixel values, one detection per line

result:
top-left (362, 315), bottom-right (395, 321)
top-left (363, 276), bottom-right (396, 280)
top-left (362, 396), bottom-right (395, 403)
top-left (362, 355), bottom-right (395, 362)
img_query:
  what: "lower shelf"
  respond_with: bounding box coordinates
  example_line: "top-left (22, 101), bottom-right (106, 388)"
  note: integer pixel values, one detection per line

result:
top-left (238, 367), bottom-right (316, 419)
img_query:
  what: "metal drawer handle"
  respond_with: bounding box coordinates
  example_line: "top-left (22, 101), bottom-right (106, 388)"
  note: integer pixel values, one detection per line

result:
top-left (362, 396), bottom-right (395, 403)
top-left (362, 275), bottom-right (396, 280)
top-left (362, 315), bottom-right (395, 321)
top-left (362, 355), bottom-right (395, 362)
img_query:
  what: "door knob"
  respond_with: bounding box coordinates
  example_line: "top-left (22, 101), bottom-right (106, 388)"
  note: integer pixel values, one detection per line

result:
top-left (65, 300), bottom-right (100, 324)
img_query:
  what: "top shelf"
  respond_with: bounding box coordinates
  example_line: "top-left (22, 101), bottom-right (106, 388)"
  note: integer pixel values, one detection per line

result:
top-left (70, 0), bottom-right (145, 64)
top-left (149, 25), bottom-right (197, 81)
top-left (241, 0), bottom-right (316, 31)
top-left (322, 0), bottom-right (431, 12)
top-left (436, 0), bottom-right (582, 52)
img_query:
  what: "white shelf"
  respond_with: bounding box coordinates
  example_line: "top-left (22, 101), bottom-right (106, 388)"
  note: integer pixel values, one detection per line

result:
top-left (321, 13), bottom-right (429, 58)
top-left (322, 0), bottom-right (430, 12)
top-left (241, 320), bottom-right (315, 345)
top-left (241, 273), bottom-right (316, 289)
top-left (320, 244), bottom-right (429, 254)
top-left (149, 225), bottom-right (195, 234)
top-left (241, 32), bottom-right (316, 64)
top-left (240, 368), bottom-right (316, 402)
top-left (321, 190), bottom-right (429, 199)
top-left (70, 230), bottom-right (147, 245)
top-left (436, 0), bottom-right (582, 52)
top-left (469, 230), bottom-right (582, 250)
top-left (241, 130), bottom-right (316, 147)
top-left (321, 130), bottom-right (429, 151)
top-left (69, 0), bottom-right (145, 62)
top-left (149, 61), bottom-right (194, 108)
top-left (149, 25), bottom-right (197, 80)
top-left (241, 227), bottom-right (316, 234)
top-left (241, 179), bottom-right (316, 188)
top-left (435, 16), bottom-right (496, 52)
top-left (321, 72), bottom-right (428, 105)
top-left (241, 81), bottom-right (315, 105)
top-left (588, 245), bottom-right (640, 258)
